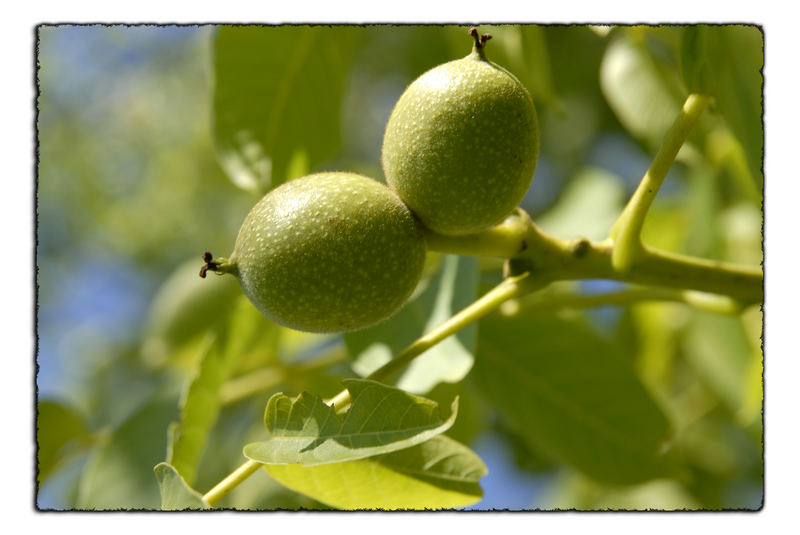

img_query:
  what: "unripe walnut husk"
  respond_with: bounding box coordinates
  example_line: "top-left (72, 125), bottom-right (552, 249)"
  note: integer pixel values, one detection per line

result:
top-left (382, 30), bottom-right (539, 236)
top-left (207, 172), bottom-right (427, 333)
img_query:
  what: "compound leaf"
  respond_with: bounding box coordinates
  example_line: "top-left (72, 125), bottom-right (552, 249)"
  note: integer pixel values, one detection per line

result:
top-left (244, 379), bottom-right (458, 466)
top-left (346, 255), bottom-right (479, 394)
top-left (154, 462), bottom-right (209, 510)
top-left (263, 434), bottom-right (486, 510)
top-left (212, 26), bottom-right (364, 195)
top-left (473, 312), bottom-right (674, 485)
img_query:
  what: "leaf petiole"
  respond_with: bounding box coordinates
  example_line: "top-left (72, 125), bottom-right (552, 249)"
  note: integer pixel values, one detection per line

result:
top-left (508, 284), bottom-right (747, 316)
top-left (327, 271), bottom-right (543, 412)
top-left (202, 459), bottom-right (261, 507)
top-left (202, 272), bottom-right (539, 505)
top-left (610, 93), bottom-right (711, 272)
top-left (425, 208), bottom-right (762, 305)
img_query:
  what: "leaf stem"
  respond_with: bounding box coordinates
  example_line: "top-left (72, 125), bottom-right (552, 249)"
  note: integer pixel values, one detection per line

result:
top-left (219, 368), bottom-right (285, 406)
top-left (202, 459), bottom-right (261, 507)
top-left (544, 239), bottom-right (762, 304)
top-left (201, 275), bottom-right (539, 504)
top-left (326, 271), bottom-right (543, 412)
top-left (610, 93), bottom-right (711, 272)
top-left (422, 209), bottom-right (534, 258)
top-left (512, 284), bottom-right (746, 316)
top-left (203, 273), bottom-right (540, 504)
top-left (219, 349), bottom-right (346, 406)
top-left (425, 212), bottom-right (762, 305)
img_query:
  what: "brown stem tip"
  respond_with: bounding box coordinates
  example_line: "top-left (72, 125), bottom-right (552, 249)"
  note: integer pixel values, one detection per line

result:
top-left (200, 251), bottom-right (219, 278)
top-left (468, 27), bottom-right (493, 49)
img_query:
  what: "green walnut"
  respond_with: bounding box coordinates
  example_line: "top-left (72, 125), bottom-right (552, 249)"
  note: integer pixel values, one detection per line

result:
top-left (202, 172), bottom-right (426, 333)
top-left (381, 29), bottom-right (539, 235)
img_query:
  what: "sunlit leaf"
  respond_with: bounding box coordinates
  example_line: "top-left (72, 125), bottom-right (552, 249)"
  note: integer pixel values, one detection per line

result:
top-left (345, 255), bottom-right (478, 394)
top-left (263, 434), bottom-right (486, 510)
top-left (473, 312), bottom-right (674, 485)
top-left (244, 379), bottom-right (458, 465)
top-left (154, 462), bottom-right (209, 510)
top-left (37, 400), bottom-right (91, 484)
top-left (212, 26), bottom-right (364, 195)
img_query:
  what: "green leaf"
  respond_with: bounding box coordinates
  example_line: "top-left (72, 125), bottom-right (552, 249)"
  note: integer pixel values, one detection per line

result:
top-left (212, 26), bottom-right (364, 195)
top-left (37, 400), bottom-right (91, 484)
top-left (472, 312), bottom-right (674, 485)
top-left (140, 257), bottom-right (241, 368)
top-left (243, 379), bottom-right (458, 466)
top-left (220, 295), bottom-right (282, 376)
top-left (77, 395), bottom-right (179, 509)
top-left (600, 31), bottom-right (685, 150)
top-left (168, 295), bottom-right (278, 486)
top-left (534, 167), bottom-right (626, 241)
top-left (167, 335), bottom-right (226, 486)
top-left (263, 434), bottom-right (486, 510)
top-left (424, 381), bottom-right (491, 449)
top-left (517, 25), bottom-right (558, 108)
top-left (682, 310), bottom-right (761, 421)
top-left (681, 25), bottom-right (763, 188)
top-left (345, 255), bottom-right (479, 394)
top-left (679, 26), bottom-right (716, 95)
top-left (154, 463), bottom-right (209, 510)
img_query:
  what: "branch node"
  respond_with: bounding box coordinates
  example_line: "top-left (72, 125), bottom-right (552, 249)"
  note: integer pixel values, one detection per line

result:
top-left (571, 238), bottom-right (591, 258)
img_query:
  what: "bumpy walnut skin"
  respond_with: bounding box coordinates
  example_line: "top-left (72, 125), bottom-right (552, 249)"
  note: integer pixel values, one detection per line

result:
top-left (229, 172), bottom-right (426, 333)
top-left (382, 35), bottom-right (539, 236)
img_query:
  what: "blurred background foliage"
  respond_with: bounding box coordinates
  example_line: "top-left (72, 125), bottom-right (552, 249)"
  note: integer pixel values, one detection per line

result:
top-left (36, 24), bottom-right (763, 510)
